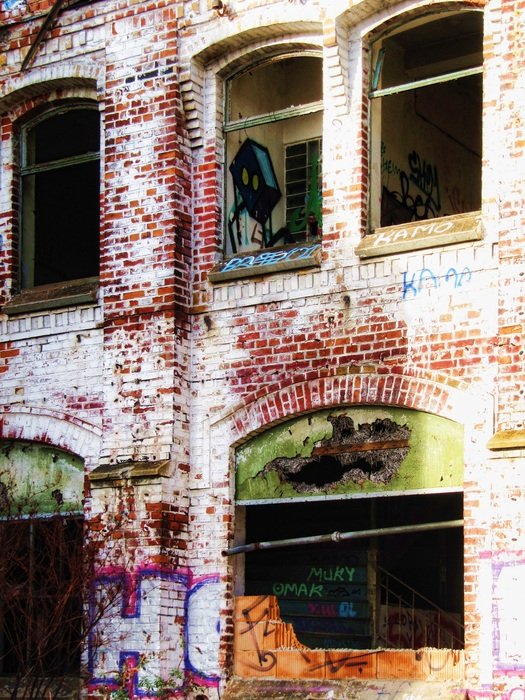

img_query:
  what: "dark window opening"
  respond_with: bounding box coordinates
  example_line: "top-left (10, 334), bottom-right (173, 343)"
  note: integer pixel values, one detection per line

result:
top-left (369, 11), bottom-right (482, 230)
top-left (20, 106), bottom-right (100, 289)
top-left (244, 493), bottom-right (464, 650)
top-left (0, 516), bottom-right (83, 677)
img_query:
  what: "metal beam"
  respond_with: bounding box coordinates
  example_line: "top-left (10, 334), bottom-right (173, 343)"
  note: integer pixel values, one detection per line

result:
top-left (224, 100), bottom-right (323, 133)
top-left (369, 65), bottom-right (482, 99)
top-left (312, 439), bottom-right (409, 455)
top-left (222, 518), bottom-right (463, 556)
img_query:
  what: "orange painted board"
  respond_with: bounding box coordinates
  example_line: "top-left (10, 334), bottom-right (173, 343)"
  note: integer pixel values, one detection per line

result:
top-left (275, 649), bottom-right (327, 679)
top-left (233, 649), bottom-right (278, 678)
top-left (323, 650), bottom-right (378, 679)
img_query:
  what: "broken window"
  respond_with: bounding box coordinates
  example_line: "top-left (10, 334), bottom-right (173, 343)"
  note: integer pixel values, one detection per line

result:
top-left (232, 408), bottom-right (465, 679)
top-left (242, 493), bottom-right (464, 651)
top-left (20, 104), bottom-right (100, 288)
top-left (224, 55), bottom-right (322, 256)
top-left (0, 441), bottom-right (84, 683)
top-left (0, 516), bottom-right (83, 677)
top-left (369, 11), bottom-right (482, 230)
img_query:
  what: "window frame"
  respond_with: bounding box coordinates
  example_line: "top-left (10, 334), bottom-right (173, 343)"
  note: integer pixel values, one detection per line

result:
top-left (221, 52), bottom-right (324, 261)
top-left (18, 101), bottom-right (100, 292)
top-left (0, 513), bottom-right (83, 678)
top-left (362, 10), bottom-right (484, 256)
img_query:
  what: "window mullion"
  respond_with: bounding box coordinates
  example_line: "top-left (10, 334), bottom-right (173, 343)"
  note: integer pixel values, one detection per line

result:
top-left (224, 100), bottom-right (323, 133)
top-left (369, 65), bottom-right (482, 99)
top-left (21, 151), bottom-right (99, 176)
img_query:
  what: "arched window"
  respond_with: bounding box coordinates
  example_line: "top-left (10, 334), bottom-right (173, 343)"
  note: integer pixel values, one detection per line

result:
top-left (224, 55), bottom-right (323, 256)
top-left (369, 10), bottom-right (482, 231)
top-left (20, 104), bottom-right (100, 288)
top-left (0, 442), bottom-right (84, 684)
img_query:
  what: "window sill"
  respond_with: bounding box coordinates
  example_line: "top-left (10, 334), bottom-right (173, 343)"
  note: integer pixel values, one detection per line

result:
top-left (2, 277), bottom-right (99, 315)
top-left (356, 211), bottom-right (483, 259)
top-left (209, 241), bottom-right (322, 283)
top-left (89, 459), bottom-right (171, 484)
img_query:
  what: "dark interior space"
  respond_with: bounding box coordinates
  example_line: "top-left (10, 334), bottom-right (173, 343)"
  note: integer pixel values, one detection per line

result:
top-left (244, 492), bottom-right (463, 650)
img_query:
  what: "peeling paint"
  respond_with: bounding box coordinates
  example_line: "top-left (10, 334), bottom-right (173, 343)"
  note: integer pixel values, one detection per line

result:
top-left (0, 440), bottom-right (83, 514)
top-left (264, 416), bottom-right (411, 492)
top-left (236, 408), bottom-right (463, 502)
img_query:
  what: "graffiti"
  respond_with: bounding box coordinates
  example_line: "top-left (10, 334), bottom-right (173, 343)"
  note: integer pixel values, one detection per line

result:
top-left (339, 601), bottom-right (358, 618)
top-left (307, 602), bottom-right (338, 616)
top-left (380, 607), bottom-right (462, 650)
top-left (373, 216), bottom-right (456, 247)
top-left (407, 151), bottom-right (441, 214)
top-left (308, 650), bottom-right (376, 673)
top-left (185, 575), bottom-right (221, 680)
top-left (381, 141), bottom-right (401, 177)
top-left (493, 560), bottom-right (525, 670)
top-left (217, 242), bottom-right (321, 275)
top-left (447, 185), bottom-right (468, 214)
top-left (460, 688), bottom-right (525, 699)
top-left (88, 565), bottom-right (220, 694)
top-left (2, 0), bottom-right (26, 9)
top-left (306, 601), bottom-right (357, 618)
top-left (273, 581), bottom-right (323, 597)
top-left (330, 585), bottom-right (366, 597)
top-left (381, 150), bottom-right (441, 225)
top-left (402, 267), bottom-right (472, 299)
top-left (307, 566), bottom-right (355, 582)
top-left (235, 595), bottom-right (463, 684)
top-left (237, 595), bottom-right (373, 676)
top-left (239, 596), bottom-right (278, 671)
top-left (272, 578), bottom-right (367, 600)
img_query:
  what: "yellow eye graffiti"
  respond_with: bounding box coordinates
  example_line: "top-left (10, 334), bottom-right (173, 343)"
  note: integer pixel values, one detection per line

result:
top-left (242, 167), bottom-right (249, 186)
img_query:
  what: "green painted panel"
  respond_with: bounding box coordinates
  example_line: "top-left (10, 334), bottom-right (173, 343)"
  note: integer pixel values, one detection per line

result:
top-left (235, 407), bottom-right (463, 502)
top-left (0, 440), bottom-right (84, 515)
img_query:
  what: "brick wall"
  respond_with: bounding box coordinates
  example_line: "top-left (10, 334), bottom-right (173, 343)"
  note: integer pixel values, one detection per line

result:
top-left (0, 0), bottom-right (524, 697)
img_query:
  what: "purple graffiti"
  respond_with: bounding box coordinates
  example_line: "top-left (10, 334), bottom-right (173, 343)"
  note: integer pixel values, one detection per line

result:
top-left (88, 565), bottom-right (220, 695)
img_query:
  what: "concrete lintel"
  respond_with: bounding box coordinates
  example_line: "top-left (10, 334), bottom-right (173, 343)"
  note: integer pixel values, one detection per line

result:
top-left (88, 459), bottom-right (171, 483)
top-left (487, 429), bottom-right (525, 450)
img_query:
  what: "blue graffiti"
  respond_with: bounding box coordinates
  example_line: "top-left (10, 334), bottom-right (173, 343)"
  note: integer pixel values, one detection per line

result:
top-left (88, 566), bottom-right (220, 694)
top-left (402, 267), bottom-right (472, 299)
top-left (2, 0), bottom-right (25, 10)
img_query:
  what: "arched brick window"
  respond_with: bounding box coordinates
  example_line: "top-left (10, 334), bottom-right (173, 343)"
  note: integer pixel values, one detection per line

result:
top-left (369, 10), bottom-right (482, 231)
top-left (0, 441), bottom-right (84, 685)
top-left (224, 54), bottom-right (323, 256)
top-left (19, 103), bottom-right (100, 289)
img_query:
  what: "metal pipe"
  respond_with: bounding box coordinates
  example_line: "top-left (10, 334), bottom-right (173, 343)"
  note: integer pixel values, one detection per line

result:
top-left (222, 518), bottom-right (463, 556)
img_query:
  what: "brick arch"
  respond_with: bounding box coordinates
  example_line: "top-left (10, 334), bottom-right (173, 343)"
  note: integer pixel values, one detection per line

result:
top-left (181, 22), bottom-right (322, 148)
top-left (221, 371), bottom-right (489, 448)
top-left (0, 62), bottom-right (100, 113)
top-left (0, 407), bottom-right (102, 466)
top-left (339, 0), bottom-right (485, 31)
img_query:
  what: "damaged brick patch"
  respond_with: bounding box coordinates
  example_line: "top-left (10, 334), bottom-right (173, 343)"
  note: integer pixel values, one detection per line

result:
top-left (264, 415), bottom-right (411, 492)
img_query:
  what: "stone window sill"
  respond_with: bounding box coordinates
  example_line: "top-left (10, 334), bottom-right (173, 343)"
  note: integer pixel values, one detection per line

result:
top-left (88, 460), bottom-right (171, 485)
top-left (209, 241), bottom-right (322, 283)
top-left (356, 211), bottom-right (483, 259)
top-left (2, 277), bottom-right (99, 315)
